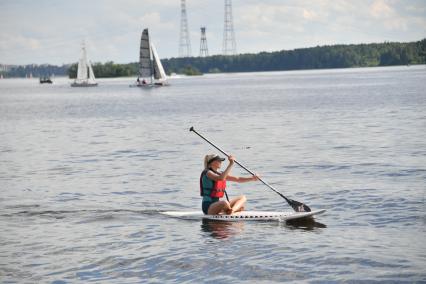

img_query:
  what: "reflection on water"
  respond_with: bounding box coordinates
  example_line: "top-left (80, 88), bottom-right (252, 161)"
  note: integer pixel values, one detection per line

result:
top-left (201, 217), bottom-right (327, 239)
top-left (201, 219), bottom-right (245, 240)
top-left (286, 218), bottom-right (327, 231)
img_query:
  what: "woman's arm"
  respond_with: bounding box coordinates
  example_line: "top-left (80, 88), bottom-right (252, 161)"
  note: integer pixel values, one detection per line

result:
top-left (206, 155), bottom-right (235, 181)
top-left (226, 175), bottom-right (258, 183)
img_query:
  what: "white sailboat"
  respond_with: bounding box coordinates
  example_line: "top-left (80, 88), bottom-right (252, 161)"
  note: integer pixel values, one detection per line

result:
top-left (71, 42), bottom-right (98, 87)
top-left (136, 28), bottom-right (168, 87)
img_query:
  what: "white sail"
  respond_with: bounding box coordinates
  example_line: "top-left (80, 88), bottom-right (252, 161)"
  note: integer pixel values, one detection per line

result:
top-left (88, 61), bottom-right (96, 83)
top-left (76, 45), bottom-right (88, 82)
top-left (151, 43), bottom-right (167, 82)
top-left (72, 42), bottom-right (97, 87)
top-left (139, 29), bottom-right (152, 79)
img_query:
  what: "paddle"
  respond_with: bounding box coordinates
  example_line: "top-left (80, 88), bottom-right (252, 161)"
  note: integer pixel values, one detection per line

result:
top-left (190, 127), bottom-right (311, 212)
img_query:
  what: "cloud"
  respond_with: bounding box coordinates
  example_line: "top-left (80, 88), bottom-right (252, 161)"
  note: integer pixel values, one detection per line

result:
top-left (0, 34), bottom-right (41, 52)
top-left (368, 0), bottom-right (410, 31)
top-left (237, 4), bottom-right (305, 33)
top-left (0, 0), bottom-right (425, 64)
top-left (370, 0), bottom-right (393, 18)
top-left (303, 9), bottom-right (319, 20)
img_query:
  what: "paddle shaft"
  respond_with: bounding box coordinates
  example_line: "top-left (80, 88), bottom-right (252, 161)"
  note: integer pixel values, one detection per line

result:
top-left (190, 127), bottom-right (292, 203)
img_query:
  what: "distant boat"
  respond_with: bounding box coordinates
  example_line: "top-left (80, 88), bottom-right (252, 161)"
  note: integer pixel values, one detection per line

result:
top-left (71, 42), bottom-right (98, 87)
top-left (39, 76), bottom-right (53, 84)
top-left (135, 28), bottom-right (168, 87)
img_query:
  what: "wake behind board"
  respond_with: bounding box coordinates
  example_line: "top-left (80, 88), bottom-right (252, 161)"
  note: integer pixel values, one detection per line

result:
top-left (162, 209), bottom-right (325, 222)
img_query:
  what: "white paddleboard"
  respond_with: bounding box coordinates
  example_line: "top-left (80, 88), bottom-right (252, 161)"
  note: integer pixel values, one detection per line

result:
top-left (162, 209), bottom-right (326, 222)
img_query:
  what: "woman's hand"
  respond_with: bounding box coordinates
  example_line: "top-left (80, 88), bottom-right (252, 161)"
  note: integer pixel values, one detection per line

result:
top-left (252, 174), bottom-right (260, 181)
top-left (221, 155), bottom-right (235, 180)
top-left (228, 155), bottom-right (235, 164)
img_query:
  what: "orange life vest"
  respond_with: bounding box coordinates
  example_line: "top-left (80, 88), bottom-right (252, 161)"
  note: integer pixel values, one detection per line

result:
top-left (200, 169), bottom-right (227, 198)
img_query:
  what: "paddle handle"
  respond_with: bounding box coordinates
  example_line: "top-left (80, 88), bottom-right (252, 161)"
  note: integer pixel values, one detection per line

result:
top-left (189, 127), bottom-right (290, 202)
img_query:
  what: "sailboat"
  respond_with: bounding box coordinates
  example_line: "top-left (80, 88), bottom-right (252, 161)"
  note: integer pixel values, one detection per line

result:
top-left (136, 28), bottom-right (168, 87)
top-left (71, 42), bottom-right (98, 87)
top-left (39, 76), bottom-right (53, 84)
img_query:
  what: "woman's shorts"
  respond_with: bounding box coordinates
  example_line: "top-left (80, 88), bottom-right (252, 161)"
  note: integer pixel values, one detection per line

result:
top-left (202, 201), bottom-right (213, 215)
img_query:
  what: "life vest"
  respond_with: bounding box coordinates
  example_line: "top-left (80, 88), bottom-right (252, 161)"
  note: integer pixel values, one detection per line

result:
top-left (199, 169), bottom-right (227, 198)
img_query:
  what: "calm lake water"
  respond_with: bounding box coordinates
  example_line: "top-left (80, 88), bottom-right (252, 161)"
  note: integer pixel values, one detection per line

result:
top-left (1, 66), bottom-right (425, 283)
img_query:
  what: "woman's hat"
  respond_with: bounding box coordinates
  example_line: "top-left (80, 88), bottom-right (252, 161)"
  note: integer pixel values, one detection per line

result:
top-left (208, 155), bottom-right (225, 164)
top-left (204, 154), bottom-right (225, 168)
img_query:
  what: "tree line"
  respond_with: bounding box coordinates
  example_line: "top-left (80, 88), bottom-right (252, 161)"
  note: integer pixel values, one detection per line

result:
top-left (0, 64), bottom-right (69, 78)
top-left (69, 39), bottom-right (426, 77)
top-left (2, 39), bottom-right (424, 78)
top-left (67, 61), bottom-right (137, 78)
top-left (162, 39), bottom-right (426, 74)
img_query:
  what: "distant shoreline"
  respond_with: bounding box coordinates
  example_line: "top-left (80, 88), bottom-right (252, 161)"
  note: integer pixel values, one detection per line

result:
top-left (1, 65), bottom-right (424, 82)
top-left (1, 39), bottom-right (425, 78)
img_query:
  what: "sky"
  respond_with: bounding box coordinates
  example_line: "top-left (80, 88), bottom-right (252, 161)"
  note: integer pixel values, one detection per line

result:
top-left (0, 0), bottom-right (425, 65)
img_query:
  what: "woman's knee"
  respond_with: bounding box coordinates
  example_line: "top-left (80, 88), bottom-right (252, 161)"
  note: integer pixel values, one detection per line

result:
top-left (208, 200), bottom-right (231, 214)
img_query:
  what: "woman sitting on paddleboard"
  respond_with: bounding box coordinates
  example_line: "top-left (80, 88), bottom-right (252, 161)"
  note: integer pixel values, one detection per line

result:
top-left (200, 154), bottom-right (258, 215)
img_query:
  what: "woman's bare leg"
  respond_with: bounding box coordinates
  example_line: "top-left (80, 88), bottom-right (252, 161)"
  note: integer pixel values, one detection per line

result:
top-left (229, 195), bottom-right (246, 213)
top-left (207, 200), bottom-right (232, 215)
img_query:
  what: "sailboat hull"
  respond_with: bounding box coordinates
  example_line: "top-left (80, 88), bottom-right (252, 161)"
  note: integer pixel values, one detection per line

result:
top-left (129, 82), bottom-right (169, 88)
top-left (71, 82), bottom-right (98, 87)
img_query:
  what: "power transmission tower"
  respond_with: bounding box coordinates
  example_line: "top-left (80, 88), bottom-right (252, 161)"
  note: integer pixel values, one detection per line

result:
top-left (222, 0), bottom-right (236, 55)
top-left (179, 0), bottom-right (192, 57)
top-left (199, 27), bottom-right (209, 57)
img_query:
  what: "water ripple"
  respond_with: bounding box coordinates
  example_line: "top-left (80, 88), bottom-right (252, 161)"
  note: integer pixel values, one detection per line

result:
top-left (1, 68), bottom-right (425, 283)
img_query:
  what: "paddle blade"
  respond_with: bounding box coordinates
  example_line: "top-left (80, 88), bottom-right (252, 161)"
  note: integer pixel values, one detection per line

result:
top-left (288, 198), bottom-right (311, 212)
